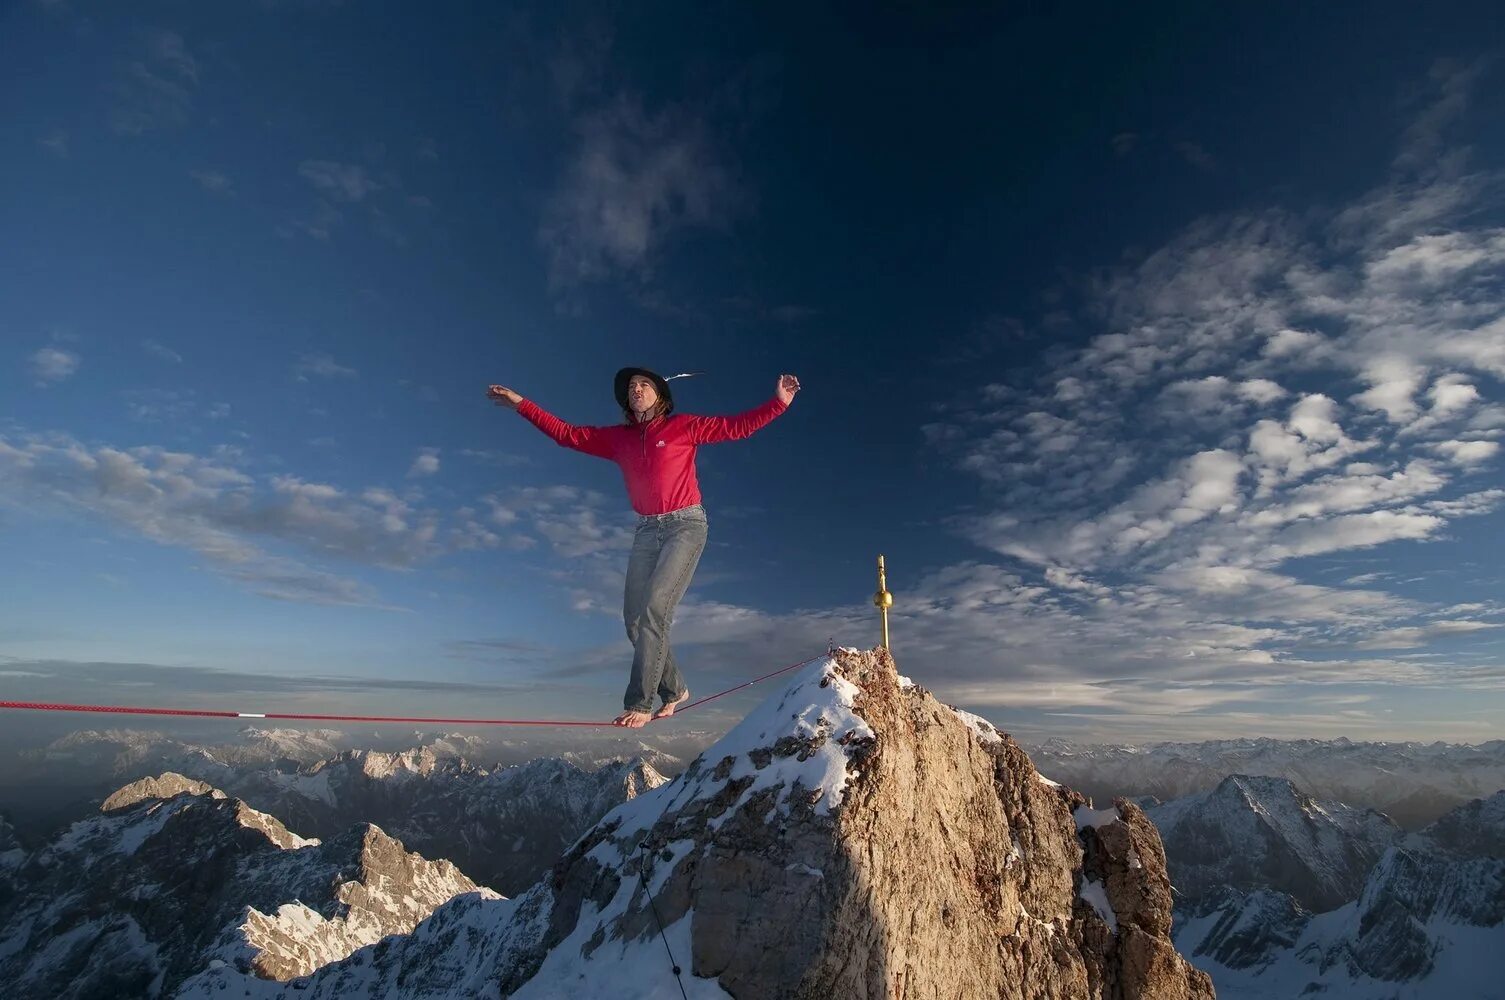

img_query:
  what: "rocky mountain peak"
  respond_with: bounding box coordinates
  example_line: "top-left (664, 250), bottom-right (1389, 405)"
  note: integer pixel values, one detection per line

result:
top-left (300, 745), bottom-right (441, 781)
top-left (101, 771), bottom-right (223, 811)
top-left (187, 646), bottom-right (1213, 999)
top-left (1148, 770), bottom-right (1400, 913)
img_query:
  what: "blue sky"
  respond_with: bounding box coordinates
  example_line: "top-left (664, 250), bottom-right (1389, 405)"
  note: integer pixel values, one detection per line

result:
top-left (2, 1), bottom-right (1503, 743)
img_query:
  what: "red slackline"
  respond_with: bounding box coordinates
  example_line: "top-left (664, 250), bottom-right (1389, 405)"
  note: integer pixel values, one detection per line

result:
top-left (0, 651), bottom-right (829, 728)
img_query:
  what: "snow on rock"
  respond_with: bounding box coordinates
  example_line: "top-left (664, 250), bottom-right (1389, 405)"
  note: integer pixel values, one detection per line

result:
top-left (951, 705), bottom-right (1005, 746)
top-left (185, 647), bottom-right (1213, 1000)
top-left (1079, 878), bottom-right (1118, 931)
top-left (0, 775), bottom-right (483, 998)
top-left (600, 654), bottom-right (874, 843)
top-left (1075, 805), bottom-right (1123, 832)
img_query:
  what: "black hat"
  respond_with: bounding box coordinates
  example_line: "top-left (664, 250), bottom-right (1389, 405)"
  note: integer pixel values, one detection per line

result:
top-left (614, 367), bottom-right (674, 415)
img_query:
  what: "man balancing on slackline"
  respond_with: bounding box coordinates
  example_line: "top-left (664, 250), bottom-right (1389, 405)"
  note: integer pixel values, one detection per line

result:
top-left (487, 369), bottom-right (800, 728)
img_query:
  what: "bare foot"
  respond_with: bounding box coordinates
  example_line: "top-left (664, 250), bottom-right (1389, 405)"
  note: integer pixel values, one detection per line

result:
top-left (652, 690), bottom-right (690, 720)
top-left (613, 710), bottom-right (652, 728)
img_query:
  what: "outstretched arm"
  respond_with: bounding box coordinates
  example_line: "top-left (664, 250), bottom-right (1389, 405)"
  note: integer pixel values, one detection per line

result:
top-left (487, 384), bottom-right (615, 459)
top-left (683, 374), bottom-right (800, 445)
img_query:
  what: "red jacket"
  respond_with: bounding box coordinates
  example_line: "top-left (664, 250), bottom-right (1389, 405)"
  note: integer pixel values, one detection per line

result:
top-left (516, 397), bottom-right (789, 515)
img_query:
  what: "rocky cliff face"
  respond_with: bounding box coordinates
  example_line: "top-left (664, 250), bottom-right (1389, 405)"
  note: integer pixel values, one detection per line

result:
top-left (184, 647), bottom-right (1213, 999)
top-left (0, 773), bottom-right (491, 998)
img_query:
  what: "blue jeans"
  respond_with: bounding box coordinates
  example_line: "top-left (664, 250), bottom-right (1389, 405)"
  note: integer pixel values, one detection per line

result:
top-left (622, 504), bottom-right (708, 713)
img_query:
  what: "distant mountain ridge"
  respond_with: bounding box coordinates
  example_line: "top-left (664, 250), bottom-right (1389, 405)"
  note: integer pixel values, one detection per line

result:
top-left (2, 725), bottom-right (699, 849)
top-left (1031, 735), bottom-right (1505, 828)
top-left (208, 748), bottom-right (669, 894)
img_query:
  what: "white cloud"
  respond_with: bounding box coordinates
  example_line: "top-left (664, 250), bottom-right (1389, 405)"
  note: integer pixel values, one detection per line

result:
top-left (408, 448), bottom-right (440, 478)
top-left (489, 485), bottom-right (634, 560)
top-left (1267, 509), bottom-right (1443, 560)
top-left (37, 130), bottom-right (68, 157)
top-left (110, 30), bottom-right (198, 135)
top-left (1351, 355), bottom-right (1426, 424)
top-left (29, 347), bottom-right (79, 385)
top-left (1162, 375), bottom-right (1233, 413)
top-left (292, 352), bottom-right (357, 380)
top-left (190, 168), bottom-right (233, 195)
top-left (1236, 378), bottom-right (1286, 404)
top-left (1246, 394), bottom-right (1374, 497)
top-left (1354, 619), bottom-right (1501, 651)
top-left (0, 431), bottom-right (445, 605)
top-left (297, 160), bottom-right (383, 202)
top-left (1434, 439), bottom-right (1499, 466)
top-left (1262, 328), bottom-right (1326, 361)
top-left (907, 63), bottom-right (1505, 737)
top-left (1428, 374), bottom-right (1480, 415)
top-left (141, 339), bottom-right (182, 363)
top-left (122, 387), bottom-right (199, 423)
top-left (1365, 230), bottom-right (1505, 286)
top-left (540, 95), bottom-right (739, 292)
top-left (1244, 460), bottom-right (1446, 529)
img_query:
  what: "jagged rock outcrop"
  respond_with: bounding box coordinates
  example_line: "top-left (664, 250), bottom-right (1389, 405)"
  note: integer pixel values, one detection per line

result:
top-left (183, 647), bottom-right (1213, 999)
top-left (0, 775), bottom-right (491, 998)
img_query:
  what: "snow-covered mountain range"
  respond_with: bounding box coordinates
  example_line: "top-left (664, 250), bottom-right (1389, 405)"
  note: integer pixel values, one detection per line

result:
top-left (180, 648), bottom-right (1214, 999)
top-left (1147, 773), bottom-right (1402, 913)
top-left (0, 773), bottom-right (491, 998)
top-left (1, 724), bottom-right (703, 847)
top-left (208, 749), bottom-right (667, 895)
top-left (1030, 736), bottom-right (1505, 829)
top-left (3, 659), bottom-right (1500, 997)
top-left (1159, 782), bottom-right (1505, 998)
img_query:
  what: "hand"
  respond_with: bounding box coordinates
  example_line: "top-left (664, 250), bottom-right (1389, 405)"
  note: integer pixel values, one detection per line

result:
top-left (487, 384), bottom-right (523, 409)
top-left (775, 373), bottom-right (801, 406)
